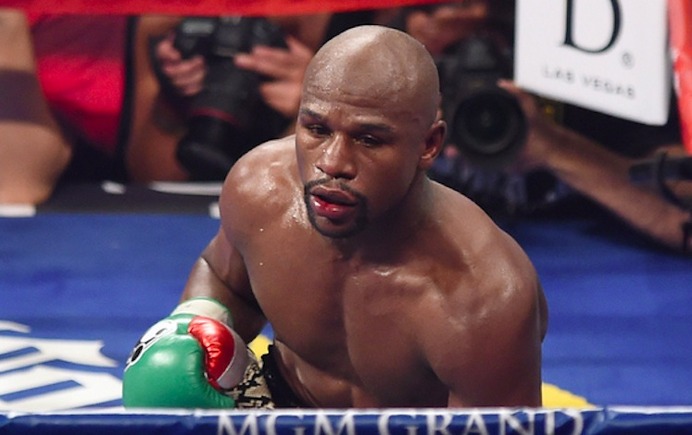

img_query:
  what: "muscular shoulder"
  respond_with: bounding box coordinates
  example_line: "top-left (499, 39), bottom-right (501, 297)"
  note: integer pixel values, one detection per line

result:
top-left (420, 184), bottom-right (546, 405)
top-left (218, 136), bottom-right (301, 236)
top-left (429, 182), bottom-right (541, 322)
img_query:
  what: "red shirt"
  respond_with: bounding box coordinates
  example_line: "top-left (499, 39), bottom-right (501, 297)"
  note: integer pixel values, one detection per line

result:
top-left (29, 14), bottom-right (127, 155)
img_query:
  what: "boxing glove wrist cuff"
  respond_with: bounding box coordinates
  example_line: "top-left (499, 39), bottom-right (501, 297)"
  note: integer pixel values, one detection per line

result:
top-left (171, 297), bottom-right (232, 327)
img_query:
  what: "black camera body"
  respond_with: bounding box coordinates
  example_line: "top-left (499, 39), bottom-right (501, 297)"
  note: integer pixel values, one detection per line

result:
top-left (174, 17), bottom-right (291, 180)
top-left (437, 36), bottom-right (526, 169)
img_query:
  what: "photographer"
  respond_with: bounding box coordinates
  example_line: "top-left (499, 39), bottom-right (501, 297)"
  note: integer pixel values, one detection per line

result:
top-left (130, 11), bottom-right (392, 182)
top-left (500, 80), bottom-right (692, 253)
top-left (398, 1), bottom-right (692, 254)
top-left (391, 1), bottom-right (533, 212)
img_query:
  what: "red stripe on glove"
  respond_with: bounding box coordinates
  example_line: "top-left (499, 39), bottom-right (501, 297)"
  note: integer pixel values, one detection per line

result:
top-left (188, 316), bottom-right (245, 390)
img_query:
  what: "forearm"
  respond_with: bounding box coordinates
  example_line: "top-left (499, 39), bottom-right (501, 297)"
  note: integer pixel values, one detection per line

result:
top-left (182, 255), bottom-right (266, 342)
top-left (126, 16), bottom-right (189, 182)
top-left (126, 93), bottom-right (189, 181)
top-left (541, 126), bottom-right (691, 252)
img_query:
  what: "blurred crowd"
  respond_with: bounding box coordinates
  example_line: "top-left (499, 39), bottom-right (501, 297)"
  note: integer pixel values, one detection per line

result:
top-left (0, 1), bottom-right (690, 253)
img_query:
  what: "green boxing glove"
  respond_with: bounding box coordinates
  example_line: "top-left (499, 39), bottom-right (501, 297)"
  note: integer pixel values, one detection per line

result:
top-left (122, 297), bottom-right (249, 409)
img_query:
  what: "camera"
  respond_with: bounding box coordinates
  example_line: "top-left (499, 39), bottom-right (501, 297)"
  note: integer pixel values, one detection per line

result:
top-left (437, 35), bottom-right (526, 169)
top-left (173, 16), bottom-right (292, 180)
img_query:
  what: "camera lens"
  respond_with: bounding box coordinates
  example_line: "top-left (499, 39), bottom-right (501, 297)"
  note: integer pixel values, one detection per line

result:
top-left (177, 116), bottom-right (252, 181)
top-left (451, 87), bottom-right (526, 168)
top-left (172, 17), bottom-right (290, 180)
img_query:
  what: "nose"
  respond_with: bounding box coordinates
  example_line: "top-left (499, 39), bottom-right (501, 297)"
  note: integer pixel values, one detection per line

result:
top-left (314, 134), bottom-right (356, 180)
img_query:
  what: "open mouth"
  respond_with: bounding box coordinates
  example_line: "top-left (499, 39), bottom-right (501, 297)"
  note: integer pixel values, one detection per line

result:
top-left (309, 186), bottom-right (359, 221)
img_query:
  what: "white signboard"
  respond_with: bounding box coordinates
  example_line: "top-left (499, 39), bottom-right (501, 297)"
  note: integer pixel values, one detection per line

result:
top-left (515, 0), bottom-right (670, 125)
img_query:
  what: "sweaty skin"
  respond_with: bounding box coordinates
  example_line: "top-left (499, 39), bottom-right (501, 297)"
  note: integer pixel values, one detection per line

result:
top-left (182, 25), bottom-right (548, 408)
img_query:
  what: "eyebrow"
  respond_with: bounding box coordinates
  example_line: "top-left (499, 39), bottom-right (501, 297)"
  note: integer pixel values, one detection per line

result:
top-left (298, 108), bottom-right (396, 135)
top-left (298, 107), bottom-right (322, 120)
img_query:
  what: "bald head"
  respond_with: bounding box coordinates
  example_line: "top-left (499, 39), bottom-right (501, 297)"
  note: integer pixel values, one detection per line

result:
top-left (302, 25), bottom-right (441, 126)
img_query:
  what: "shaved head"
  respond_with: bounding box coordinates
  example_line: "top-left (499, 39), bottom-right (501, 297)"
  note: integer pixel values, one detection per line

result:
top-left (302, 25), bottom-right (441, 127)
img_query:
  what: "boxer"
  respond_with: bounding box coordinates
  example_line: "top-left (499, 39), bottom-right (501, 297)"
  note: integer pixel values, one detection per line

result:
top-left (123, 25), bottom-right (548, 409)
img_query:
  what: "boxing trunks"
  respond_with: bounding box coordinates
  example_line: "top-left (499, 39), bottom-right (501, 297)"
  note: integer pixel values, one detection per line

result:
top-left (230, 344), bottom-right (309, 409)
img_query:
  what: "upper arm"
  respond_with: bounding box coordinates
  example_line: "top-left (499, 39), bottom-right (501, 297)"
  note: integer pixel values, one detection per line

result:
top-left (425, 240), bottom-right (546, 407)
top-left (182, 225), bottom-right (268, 342)
top-left (181, 141), bottom-right (289, 339)
top-left (444, 287), bottom-right (544, 407)
top-left (181, 168), bottom-right (268, 340)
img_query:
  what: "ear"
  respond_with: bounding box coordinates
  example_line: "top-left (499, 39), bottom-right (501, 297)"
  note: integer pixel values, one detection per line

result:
top-left (418, 118), bottom-right (447, 171)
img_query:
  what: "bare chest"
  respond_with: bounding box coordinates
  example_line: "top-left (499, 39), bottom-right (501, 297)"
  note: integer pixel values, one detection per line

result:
top-left (243, 236), bottom-right (448, 406)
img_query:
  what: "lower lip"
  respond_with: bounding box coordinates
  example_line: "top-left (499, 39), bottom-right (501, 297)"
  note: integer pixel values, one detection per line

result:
top-left (311, 196), bottom-right (356, 221)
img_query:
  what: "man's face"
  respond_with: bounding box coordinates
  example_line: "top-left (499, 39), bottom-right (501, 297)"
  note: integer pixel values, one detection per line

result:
top-left (295, 82), bottom-right (430, 239)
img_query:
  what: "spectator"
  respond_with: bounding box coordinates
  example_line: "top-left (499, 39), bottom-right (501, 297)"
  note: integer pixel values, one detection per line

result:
top-left (500, 81), bottom-right (692, 253)
top-left (133, 10), bottom-right (396, 181)
top-left (0, 12), bottom-right (183, 204)
top-left (0, 9), bottom-right (392, 204)
top-left (398, 1), bottom-right (692, 254)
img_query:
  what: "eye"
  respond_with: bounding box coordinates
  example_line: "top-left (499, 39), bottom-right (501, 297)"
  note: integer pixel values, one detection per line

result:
top-left (305, 123), bottom-right (330, 137)
top-left (356, 134), bottom-right (384, 148)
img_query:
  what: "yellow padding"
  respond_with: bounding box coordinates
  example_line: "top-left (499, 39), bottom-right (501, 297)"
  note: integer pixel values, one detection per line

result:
top-left (542, 383), bottom-right (594, 408)
top-left (249, 334), bottom-right (271, 359)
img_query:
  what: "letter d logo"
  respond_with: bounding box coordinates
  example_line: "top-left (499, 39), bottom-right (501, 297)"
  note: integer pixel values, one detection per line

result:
top-left (563, 0), bottom-right (621, 53)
